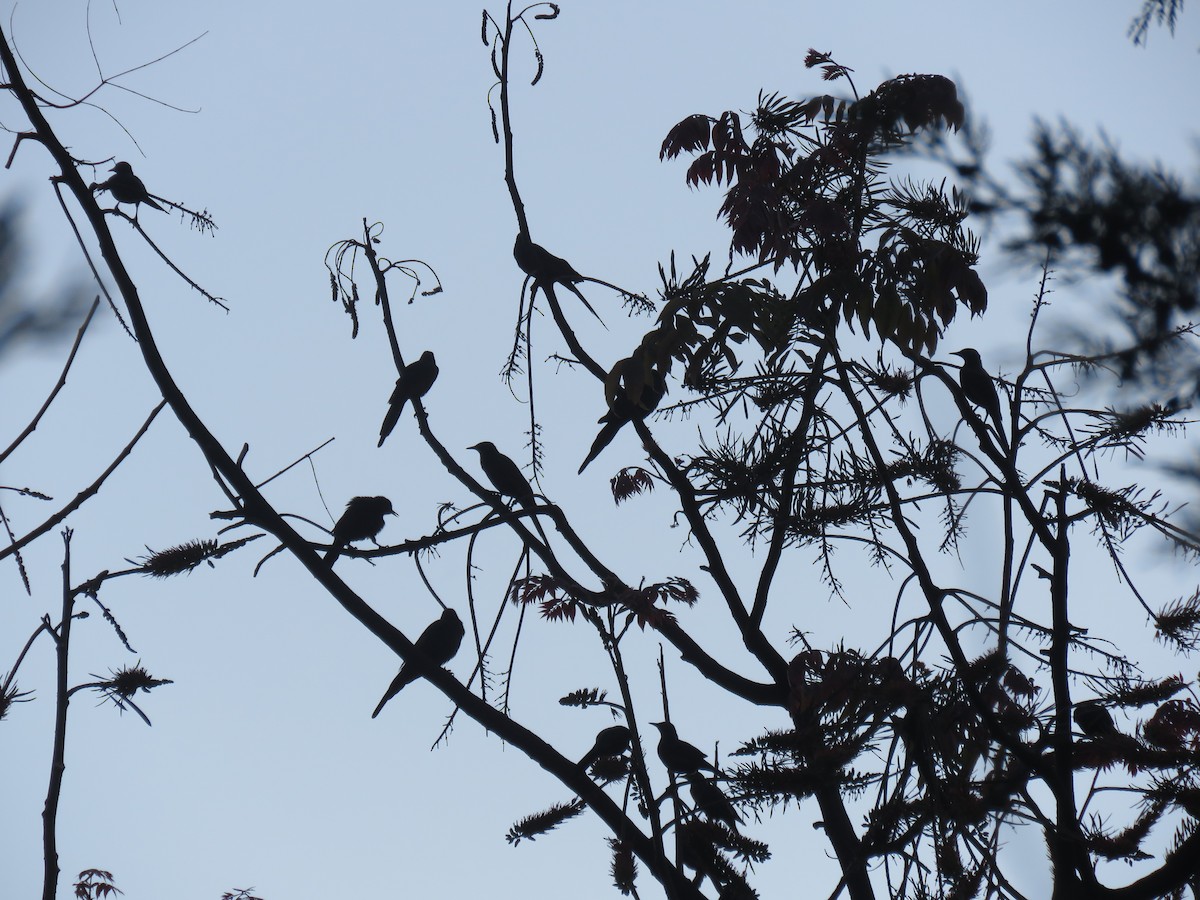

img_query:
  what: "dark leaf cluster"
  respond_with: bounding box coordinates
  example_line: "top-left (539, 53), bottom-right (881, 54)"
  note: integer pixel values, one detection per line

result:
top-left (876, 438), bottom-right (961, 496)
top-left (999, 122), bottom-right (1200, 396)
top-left (614, 578), bottom-right (698, 630)
top-left (505, 800), bottom-right (585, 845)
top-left (0, 679), bottom-right (34, 721)
top-left (1156, 589), bottom-right (1200, 651)
top-left (131, 536), bottom-right (257, 577)
top-left (676, 820), bottom-right (764, 900)
top-left (661, 71), bottom-right (984, 360)
top-left (509, 574), bottom-right (578, 621)
top-left (558, 687), bottom-right (608, 708)
top-left (610, 466), bottom-right (655, 505)
top-left (94, 663), bottom-right (172, 703)
top-left (607, 839), bottom-right (637, 895)
top-left (1067, 477), bottom-right (1163, 540)
top-left (73, 869), bottom-right (123, 900)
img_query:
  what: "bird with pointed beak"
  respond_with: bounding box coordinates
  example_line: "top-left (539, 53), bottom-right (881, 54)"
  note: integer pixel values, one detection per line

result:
top-left (324, 496), bottom-right (396, 565)
top-left (651, 721), bottom-right (719, 775)
top-left (951, 348), bottom-right (1007, 446)
top-left (99, 162), bottom-right (165, 215)
top-left (469, 441), bottom-right (537, 510)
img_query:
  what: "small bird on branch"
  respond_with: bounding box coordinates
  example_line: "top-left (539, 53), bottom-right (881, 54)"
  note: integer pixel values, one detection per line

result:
top-left (1074, 701), bottom-right (1121, 739)
top-left (578, 724), bottom-right (633, 770)
top-left (378, 351), bottom-right (439, 447)
top-left (687, 772), bottom-right (742, 829)
top-left (324, 496), bottom-right (395, 566)
top-left (96, 162), bottom-right (165, 216)
top-left (469, 441), bottom-right (552, 546)
top-left (513, 231), bottom-right (606, 326)
top-left (469, 441), bottom-right (538, 511)
top-left (578, 360), bottom-right (667, 474)
top-left (950, 348), bottom-right (1007, 447)
top-left (371, 608), bottom-right (465, 718)
top-left (652, 721), bottom-right (719, 776)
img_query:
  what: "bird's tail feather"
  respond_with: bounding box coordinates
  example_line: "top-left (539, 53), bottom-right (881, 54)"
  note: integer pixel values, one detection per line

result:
top-left (578, 419), bottom-right (624, 474)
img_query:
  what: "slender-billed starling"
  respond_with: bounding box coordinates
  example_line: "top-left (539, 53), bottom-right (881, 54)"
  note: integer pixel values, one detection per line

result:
top-left (469, 441), bottom-right (537, 510)
top-left (371, 608), bottom-right (465, 718)
top-left (651, 721), bottom-right (719, 775)
top-left (951, 348), bottom-right (1004, 433)
top-left (378, 351), bottom-right (439, 447)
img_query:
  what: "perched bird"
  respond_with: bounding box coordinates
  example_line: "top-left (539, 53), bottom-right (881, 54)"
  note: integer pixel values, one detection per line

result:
top-left (951, 348), bottom-right (1005, 436)
top-left (371, 608), bottom-right (465, 718)
top-left (513, 231), bottom-right (605, 325)
top-left (325, 495), bottom-right (395, 565)
top-left (651, 721), bottom-right (719, 775)
top-left (578, 367), bottom-right (667, 474)
top-left (687, 772), bottom-right (742, 829)
top-left (468, 441), bottom-right (537, 510)
top-left (99, 162), bottom-right (165, 214)
top-left (1074, 701), bottom-right (1120, 739)
top-left (578, 724), bottom-right (633, 770)
top-left (378, 351), bottom-right (439, 447)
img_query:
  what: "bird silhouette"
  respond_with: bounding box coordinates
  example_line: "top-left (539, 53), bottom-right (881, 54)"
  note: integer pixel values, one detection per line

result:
top-left (651, 721), bottom-right (719, 775)
top-left (578, 366), bottom-right (667, 474)
top-left (951, 348), bottom-right (1005, 437)
top-left (324, 496), bottom-right (395, 566)
top-left (371, 608), bottom-right (465, 718)
top-left (1074, 701), bottom-right (1120, 739)
top-left (513, 231), bottom-right (605, 325)
top-left (686, 772), bottom-right (742, 829)
top-left (378, 351), bottom-right (439, 447)
top-left (99, 162), bottom-right (165, 214)
top-left (578, 724), bottom-right (633, 769)
top-left (468, 441), bottom-right (537, 510)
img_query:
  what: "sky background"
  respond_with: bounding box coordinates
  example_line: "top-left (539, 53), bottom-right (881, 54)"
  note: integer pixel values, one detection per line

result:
top-left (2, 2), bottom-right (1199, 898)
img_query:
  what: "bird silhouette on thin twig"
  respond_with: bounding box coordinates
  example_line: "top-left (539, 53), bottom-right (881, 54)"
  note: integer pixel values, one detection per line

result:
top-left (378, 351), bottom-right (439, 447)
top-left (469, 440), bottom-right (552, 546)
top-left (371, 608), bottom-right (465, 718)
top-left (651, 721), bottom-right (719, 775)
top-left (469, 441), bottom-right (538, 510)
top-left (951, 348), bottom-right (1007, 447)
top-left (97, 162), bottom-right (165, 216)
top-left (324, 496), bottom-right (395, 566)
top-left (513, 231), bottom-right (606, 326)
top-left (578, 724), bottom-right (633, 770)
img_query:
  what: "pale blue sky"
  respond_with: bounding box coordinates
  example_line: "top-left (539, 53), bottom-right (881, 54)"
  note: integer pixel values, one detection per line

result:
top-left (2, 2), bottom-right (1198, 899)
